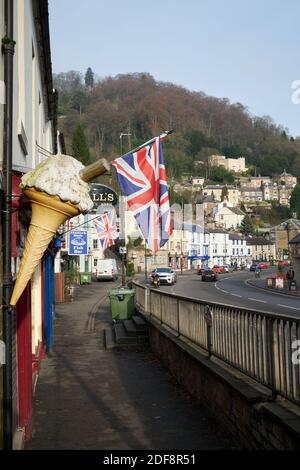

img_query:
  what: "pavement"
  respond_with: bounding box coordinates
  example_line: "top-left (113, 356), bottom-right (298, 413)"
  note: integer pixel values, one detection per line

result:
top-left (26, 281), bottom-right (234, 450)
top-left (246, 277), bottom-right (300, 298)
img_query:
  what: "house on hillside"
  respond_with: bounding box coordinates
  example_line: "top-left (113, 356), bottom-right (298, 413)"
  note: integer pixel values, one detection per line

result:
top-left (240, 187), bottom-right (263, 204)
top-left (213, 202), bottom-right (245, 230)
top-left (239, 176), bottom-right (271, 188)
top-left (208, 155), bottom-right (247, 173)
top-left (202, 185), bottom-right (240, 205)
top-left (278, 170), bottom-right (297, 187)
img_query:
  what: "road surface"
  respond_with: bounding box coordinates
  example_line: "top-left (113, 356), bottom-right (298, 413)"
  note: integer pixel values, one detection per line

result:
top-left (158, 270), bottom-right (300, 318)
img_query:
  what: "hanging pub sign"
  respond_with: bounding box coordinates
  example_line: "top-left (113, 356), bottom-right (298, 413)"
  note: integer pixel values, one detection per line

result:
top-left (68, 230), bottom-right (88, 255)
top-left (89, 183), bottom-right (118, 209)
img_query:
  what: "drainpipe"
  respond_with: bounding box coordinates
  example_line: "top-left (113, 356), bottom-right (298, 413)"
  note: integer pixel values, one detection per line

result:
top-left (2, 0), bottom-right (15, 450)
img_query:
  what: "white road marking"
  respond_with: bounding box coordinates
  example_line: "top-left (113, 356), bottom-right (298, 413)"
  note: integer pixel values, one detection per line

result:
top-left (277, 304), bottom-right (300, 311)
top-left (214, 283), bottom-right (229, 294)
top-left (231, 294), bottom-right (242, 298)
top-left (248, 298), bottom-right (267, 303)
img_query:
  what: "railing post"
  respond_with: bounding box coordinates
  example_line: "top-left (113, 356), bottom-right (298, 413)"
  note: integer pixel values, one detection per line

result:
top-left (266, 317), bottom-right (276, 400)
top-left (144, 286), bottom-right (149, 314)
top-left (177, 298), bottom-right (180, 337)
top-left (205, 306), bottom-right (213, 358)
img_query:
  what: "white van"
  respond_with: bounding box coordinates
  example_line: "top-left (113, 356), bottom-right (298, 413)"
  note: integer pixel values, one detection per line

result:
top-left (93, 258), bottom-right (118, 281)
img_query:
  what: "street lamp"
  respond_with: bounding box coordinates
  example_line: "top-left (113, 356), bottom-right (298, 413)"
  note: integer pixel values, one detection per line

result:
top-left (120, 132), bottom-right (131, 156)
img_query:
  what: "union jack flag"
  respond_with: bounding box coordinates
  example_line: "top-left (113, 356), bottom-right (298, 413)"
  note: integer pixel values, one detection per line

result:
top-left (111, 134), bottom-right (173, 253)
top-left (93, 210), bottom-right (118, 250)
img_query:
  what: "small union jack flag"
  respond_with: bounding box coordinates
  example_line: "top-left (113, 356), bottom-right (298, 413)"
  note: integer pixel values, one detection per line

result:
top-left (93, 210), bottom-right (118, 250)
top-left (111, 133), bottom-right (173, 253)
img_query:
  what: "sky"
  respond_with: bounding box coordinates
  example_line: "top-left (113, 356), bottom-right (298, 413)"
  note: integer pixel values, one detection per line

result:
top-left (49, 0), bottom-right (300, 136)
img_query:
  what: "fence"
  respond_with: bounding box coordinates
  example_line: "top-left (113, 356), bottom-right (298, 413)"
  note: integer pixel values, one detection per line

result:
top-left (134, 282), bottom-right (300, 405)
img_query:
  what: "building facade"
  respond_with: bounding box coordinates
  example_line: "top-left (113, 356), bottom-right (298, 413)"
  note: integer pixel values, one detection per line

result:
top-left (213, 202), bottom-right (245, 230)
top-left (246, 236), bottom-right (276, 262)
top-left (229, 234), bottom-right (248, 267)
top-left (0, 0), bottom-right (56, 448)
top-left (202, 185), bottom-right (240, 205)
top-left (209, 155), bottom-right (247, 173)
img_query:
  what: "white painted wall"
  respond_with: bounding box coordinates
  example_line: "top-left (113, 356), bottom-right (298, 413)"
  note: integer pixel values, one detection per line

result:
top-left (5, 0), bottom-right (53, 174)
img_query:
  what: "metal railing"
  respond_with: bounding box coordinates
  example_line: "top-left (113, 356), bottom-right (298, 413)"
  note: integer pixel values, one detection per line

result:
top-left (134, 282), bottom-right (300, 405)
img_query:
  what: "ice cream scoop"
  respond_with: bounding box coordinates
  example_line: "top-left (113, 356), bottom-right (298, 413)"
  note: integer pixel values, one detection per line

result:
top-left (10, 155), bottom-right (110, 306)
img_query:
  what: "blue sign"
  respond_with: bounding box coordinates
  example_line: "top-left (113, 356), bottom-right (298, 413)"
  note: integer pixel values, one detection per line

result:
top-left (188, 255), bottom-right (210, 261)
top-left (69, 230), bottom-right (88, 255)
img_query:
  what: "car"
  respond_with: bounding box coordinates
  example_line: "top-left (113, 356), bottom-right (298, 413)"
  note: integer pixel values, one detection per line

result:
top-left (258, 262), bottom-right (269, 269)
top-left (201, 269), bottom-right (218, 282)
top-left (221, 265), bottom-right (234, 273)
top-left (278, 260), bottom-right (290, 267)
top-left (212, 265), bottom-right (226, 274)
top-left (153, 267), bottom-right (176, 285)
top-left (249, 263), bottom-right (258, 272)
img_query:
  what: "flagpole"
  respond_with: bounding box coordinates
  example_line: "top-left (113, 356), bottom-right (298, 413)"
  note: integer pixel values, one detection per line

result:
top-left (144, 240), bottom-right (148, 282)
top-left (117, 129), bottom-right (174, 159)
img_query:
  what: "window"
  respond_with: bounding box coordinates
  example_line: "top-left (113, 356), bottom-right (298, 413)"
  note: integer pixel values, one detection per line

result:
top-left (94, 259), bottom-right (97, 267)
top-left (93, 239), bottom-right (98, 249)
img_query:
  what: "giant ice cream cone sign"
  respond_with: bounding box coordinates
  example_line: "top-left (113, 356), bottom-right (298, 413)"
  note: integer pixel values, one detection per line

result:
top-left (10, 156), bottom-right (110, 306)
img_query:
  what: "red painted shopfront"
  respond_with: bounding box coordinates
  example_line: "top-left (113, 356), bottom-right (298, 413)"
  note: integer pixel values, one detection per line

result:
top-left (12, 174), bottom-right (45, 436)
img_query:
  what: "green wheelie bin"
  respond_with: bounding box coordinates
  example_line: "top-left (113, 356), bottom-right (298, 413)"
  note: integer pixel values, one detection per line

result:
top-left (80, 272), bottom-right (92, 284)
top-left (109, 288), bottom-right (135, 321)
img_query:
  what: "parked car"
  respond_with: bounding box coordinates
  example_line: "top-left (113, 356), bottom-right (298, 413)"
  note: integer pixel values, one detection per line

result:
top-left (258, 262), bottom-right (269, 269)
top-left (278, 260), bottom-right (290, 267)
top-left (202, 269), bottom-right (218, 282)
top-left (212, 265), bottom-right (226, 274)
top-left (249, 263), bottom-right (258, 272)
top-left (221, 265), bottom-right (234, 273)
top-left (153, 267), bottom-right (176, 285)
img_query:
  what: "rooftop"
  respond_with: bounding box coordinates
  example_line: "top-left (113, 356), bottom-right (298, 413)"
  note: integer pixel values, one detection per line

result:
top-left (246, 236), bottom-right (272, 246)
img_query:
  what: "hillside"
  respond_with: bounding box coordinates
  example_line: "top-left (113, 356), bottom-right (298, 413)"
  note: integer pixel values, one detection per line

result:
top-left (54, 71), bottom-right (300, 180)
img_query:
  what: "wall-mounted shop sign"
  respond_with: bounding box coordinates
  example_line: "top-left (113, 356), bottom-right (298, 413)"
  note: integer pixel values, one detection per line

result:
top-left (89, 183), bottom-right (118, 209)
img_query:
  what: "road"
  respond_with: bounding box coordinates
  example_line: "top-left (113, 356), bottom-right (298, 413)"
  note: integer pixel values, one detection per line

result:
top-left (158, 270), bottom-right (300, 318)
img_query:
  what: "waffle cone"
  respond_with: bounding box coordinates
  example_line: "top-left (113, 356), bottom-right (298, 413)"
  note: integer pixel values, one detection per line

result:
top-left (10, 188), bottom-right (80, 306)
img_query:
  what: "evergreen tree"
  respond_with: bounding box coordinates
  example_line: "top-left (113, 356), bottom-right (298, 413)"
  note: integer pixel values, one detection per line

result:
top-left (72, 124), bottom-right (90, 165)
top-left (240, 214), bottom-right (255, 236)
top-left (85, 67), bottom-right (94, 89)
top-left (290, 183), bottom-right (300, 218)
top-left (221, 186), bottom-right (229, 201)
